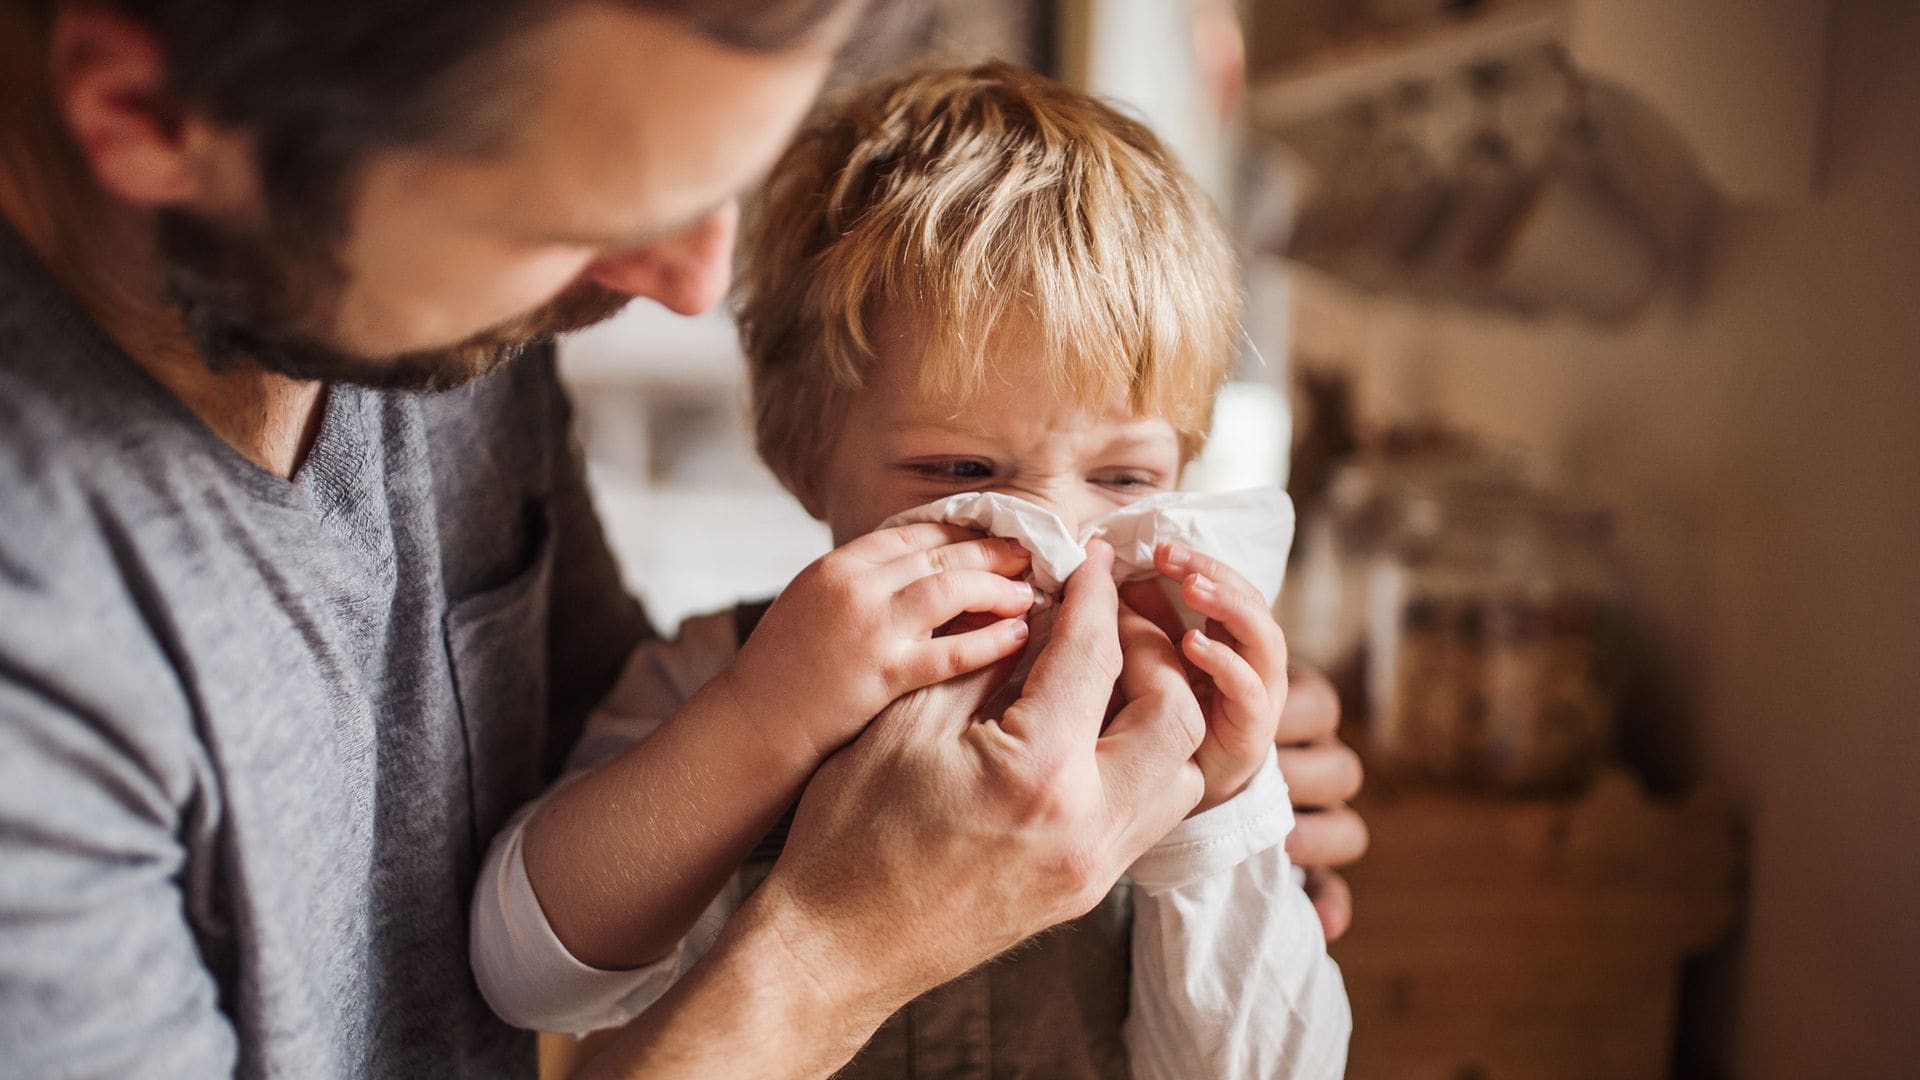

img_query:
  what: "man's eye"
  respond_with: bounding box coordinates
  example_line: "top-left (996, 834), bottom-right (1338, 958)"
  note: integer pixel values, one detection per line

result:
top-left (1095, 472), bottom-right (1159, 489)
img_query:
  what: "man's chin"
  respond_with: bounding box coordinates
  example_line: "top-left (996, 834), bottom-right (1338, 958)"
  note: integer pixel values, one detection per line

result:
top-left (193, 287), bottom-right (633, 393)
top-left (199, 324), bottom-right (528, 392)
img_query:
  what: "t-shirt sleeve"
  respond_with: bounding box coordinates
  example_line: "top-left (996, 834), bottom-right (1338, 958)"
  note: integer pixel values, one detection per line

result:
top-left (0, 597), bottom-right (238, 1075)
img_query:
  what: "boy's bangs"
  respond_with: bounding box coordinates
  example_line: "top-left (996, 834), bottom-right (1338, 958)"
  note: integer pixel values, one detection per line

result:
top-left (809, 149), bottom-right (1231, 454)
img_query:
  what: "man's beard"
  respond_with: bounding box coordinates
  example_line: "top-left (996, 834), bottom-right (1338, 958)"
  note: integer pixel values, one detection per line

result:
top-left (157, 210), bottom-right (633, 392)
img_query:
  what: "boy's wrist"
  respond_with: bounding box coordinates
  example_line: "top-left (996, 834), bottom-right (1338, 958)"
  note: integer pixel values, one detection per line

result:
top-left (1194, 773), bottom-right (1256, 815)
top-left (700, 665), bottom-right (835, 778)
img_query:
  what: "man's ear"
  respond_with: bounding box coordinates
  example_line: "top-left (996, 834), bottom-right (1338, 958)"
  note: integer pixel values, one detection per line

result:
top-left (49, 5), bottom-right (202, 207)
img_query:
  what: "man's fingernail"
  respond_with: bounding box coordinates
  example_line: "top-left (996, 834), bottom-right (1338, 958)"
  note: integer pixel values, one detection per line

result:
top-left (1191, 627), bottom-right (1213, 649)
top-left (1189, 573), bottom-right (1214, 597)
top-left (1164, 544), bottom-right (1191, 569)
top-left (1011, 619), bottom-right (1030, 640)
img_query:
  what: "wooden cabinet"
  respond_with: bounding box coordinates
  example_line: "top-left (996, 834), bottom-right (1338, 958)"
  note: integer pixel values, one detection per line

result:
top-left (1330, 770), bottom-right (1742, 1079)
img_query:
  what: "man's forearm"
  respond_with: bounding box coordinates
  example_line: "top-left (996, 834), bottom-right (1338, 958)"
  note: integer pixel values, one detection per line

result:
top-left (575, 888), bottom-right (896, 1079)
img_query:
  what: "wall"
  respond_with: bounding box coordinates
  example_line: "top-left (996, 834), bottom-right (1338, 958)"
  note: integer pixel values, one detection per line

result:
top-left (1286, 1), bottom-right (1920, 1074)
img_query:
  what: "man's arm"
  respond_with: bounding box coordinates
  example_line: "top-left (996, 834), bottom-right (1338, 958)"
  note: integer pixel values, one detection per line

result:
top-left (577, 541), bottom-right (1208, 1078)
top-left (569, 888), bottom-right (901, 1079)
top-left (0, 669), bottom-right (238, 1075)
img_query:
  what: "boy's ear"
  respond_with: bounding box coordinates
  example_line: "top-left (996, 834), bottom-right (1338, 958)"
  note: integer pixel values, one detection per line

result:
top-left (49, 5), bottom-right (241, 210)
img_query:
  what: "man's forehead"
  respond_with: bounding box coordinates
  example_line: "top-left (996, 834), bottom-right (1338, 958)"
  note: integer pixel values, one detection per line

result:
top-left (417, 4), bottom-right (835, 241)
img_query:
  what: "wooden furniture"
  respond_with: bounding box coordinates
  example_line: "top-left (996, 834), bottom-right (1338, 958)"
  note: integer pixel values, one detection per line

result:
top-left (1330, 769), bottom-right (1742, 1079)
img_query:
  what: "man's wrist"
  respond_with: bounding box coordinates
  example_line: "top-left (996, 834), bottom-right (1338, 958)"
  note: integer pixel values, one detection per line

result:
top-left (578, 886), bottom-right (894, 1079)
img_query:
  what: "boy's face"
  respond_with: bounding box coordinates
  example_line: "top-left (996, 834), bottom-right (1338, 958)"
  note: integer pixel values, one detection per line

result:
top-left (814, 308), bottom-right (1185, 547)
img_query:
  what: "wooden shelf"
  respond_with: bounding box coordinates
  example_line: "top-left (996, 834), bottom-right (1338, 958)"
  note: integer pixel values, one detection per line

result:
top-left (1250, 1), bottom-right (1570, 130)
top-left (1331, 769), bottom-right (1743, 1078)
top-left (1247, 0), bottom-right (1829, 202)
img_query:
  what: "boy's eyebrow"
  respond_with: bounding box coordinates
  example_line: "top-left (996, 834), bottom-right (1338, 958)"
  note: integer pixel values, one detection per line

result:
top-left (888, 417), bottom-right (1177, 448)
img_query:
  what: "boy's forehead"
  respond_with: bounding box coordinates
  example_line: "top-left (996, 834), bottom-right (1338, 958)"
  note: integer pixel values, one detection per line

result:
top-left (880, 390), bottom-right (1177, 449)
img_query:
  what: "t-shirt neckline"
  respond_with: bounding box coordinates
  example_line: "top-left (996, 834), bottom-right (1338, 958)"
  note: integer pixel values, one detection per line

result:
top-left (0, 214), bottom-right (369, 512)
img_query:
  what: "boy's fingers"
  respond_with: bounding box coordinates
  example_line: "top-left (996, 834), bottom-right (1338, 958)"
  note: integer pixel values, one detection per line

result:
top-left (1178, 571), bottom-right (1287, 682)
top-left (905, 617), bottom-right (1031, 686)
top-left (999, 541), bottom-right (1121, 746)
top-left (856, 521), bottom-right (990, 563)
top-left (1183, 628), bottom-right (1267, 719)
top-left (875, 647), bottom-right (1022, 742)
top-left (908, 535), bottom-right (1032, 580)
top-left (1157, 545), bottom-right (1268, 616)
top-left (897, 570), bottom-right (1035, 628)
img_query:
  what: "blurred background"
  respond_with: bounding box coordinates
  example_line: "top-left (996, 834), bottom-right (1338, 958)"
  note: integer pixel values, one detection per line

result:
top-left (556, 2), bottom-right (1919, 1076)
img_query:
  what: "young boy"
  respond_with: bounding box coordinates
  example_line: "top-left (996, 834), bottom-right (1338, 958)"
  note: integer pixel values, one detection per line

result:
top-left (471, 61), bottom-right (1349, 1077)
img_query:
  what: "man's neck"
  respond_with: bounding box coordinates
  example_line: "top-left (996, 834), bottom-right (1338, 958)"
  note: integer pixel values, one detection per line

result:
top-left (0, 13), bottom-right (326, 478)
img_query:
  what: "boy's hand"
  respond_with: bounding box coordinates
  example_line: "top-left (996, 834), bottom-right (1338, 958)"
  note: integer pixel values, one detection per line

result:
top-left (721, 522), bottom-right (1036, 766)
top-left (1124, 542), bottom-right (1289, 813)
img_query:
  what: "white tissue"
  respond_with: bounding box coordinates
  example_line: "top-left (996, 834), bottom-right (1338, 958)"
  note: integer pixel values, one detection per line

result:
top-left (879, 488), bottom-right (1295, 607)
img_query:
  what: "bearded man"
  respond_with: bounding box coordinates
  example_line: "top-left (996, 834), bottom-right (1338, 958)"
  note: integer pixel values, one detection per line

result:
top-left (0, 2), bottom-right (1367, 1075)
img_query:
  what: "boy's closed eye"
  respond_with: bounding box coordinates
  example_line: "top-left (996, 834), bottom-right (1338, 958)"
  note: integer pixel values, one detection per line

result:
top-left (1090, 470), bottom-right (1164, 491)
top-left (898, 459), bottom-right (1168, 495)
top-left (902, 458), bottom-right (995, 482)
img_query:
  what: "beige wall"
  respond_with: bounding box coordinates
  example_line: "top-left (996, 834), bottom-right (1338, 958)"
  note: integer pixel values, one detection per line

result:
top-left (1288, 2), bottom-right (1920, 1074)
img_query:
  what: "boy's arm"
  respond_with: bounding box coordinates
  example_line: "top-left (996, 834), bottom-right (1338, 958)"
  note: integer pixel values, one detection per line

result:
top-left (519, 661), bottom-right (815, 971)
top-left (575, 542), bottom-right (1212, 1079)
top-left (1124, 749), bottom-right (1352, 1080)
top-left (514, 523), bottom-right (1034, 978)
top-left (472, 611), bottom-right (808, 1023)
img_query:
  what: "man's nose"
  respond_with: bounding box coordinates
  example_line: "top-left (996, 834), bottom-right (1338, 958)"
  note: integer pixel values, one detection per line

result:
top-left (581, 202), bottom-right (738, 316)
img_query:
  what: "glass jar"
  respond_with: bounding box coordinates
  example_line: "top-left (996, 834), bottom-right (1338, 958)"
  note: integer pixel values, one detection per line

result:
top-left (1362, 482), bottom-right (1623, 795)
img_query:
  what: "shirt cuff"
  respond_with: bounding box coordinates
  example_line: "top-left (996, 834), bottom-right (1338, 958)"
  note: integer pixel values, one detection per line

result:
top-left (1128, 747), bottom-right (1294, 896)
top-left (470, 811), bottom-right (683, 1034)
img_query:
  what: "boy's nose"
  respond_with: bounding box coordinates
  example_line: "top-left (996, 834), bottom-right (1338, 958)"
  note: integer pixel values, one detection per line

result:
top-left (993, 485), bottom-right (1098, 538)
top-left (581, 202), bottom-right (738, 316)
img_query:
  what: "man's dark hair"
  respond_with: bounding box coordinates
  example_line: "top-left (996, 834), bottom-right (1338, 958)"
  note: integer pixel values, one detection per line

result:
top-left (55, 0), bottom-right (853, 232)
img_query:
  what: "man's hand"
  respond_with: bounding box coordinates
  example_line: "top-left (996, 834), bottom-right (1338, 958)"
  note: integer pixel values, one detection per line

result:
top-left (1276, 663), bottom-right (1367, 941)
top-left (718, 523), bottom-right (1035, 766)
top-left (750, 539), bottom-right (1206, 1021)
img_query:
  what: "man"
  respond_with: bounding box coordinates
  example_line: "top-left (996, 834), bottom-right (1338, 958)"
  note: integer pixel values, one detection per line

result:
top-left (0, 1), bottom-right (1367, 1076)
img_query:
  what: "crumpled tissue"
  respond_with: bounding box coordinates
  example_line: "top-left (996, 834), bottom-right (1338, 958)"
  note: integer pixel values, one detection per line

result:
top-left (880, 488), bottom-right (1295, 608)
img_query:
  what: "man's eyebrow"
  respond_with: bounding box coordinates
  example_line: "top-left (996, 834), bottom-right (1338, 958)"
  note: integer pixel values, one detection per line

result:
top-left (540, 197), bottom-right (733, 250)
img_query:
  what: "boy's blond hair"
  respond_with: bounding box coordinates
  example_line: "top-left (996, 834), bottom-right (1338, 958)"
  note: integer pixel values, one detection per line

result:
top-left (736, 60), bottom-right (1243, 506)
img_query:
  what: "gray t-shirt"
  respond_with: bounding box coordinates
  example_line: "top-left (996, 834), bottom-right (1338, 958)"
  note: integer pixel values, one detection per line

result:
top-left (0, 223), bottom-right (651, 1077)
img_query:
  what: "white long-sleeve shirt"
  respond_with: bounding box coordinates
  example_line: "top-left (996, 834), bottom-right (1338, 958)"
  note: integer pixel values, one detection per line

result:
top-left (470, 610), bottom-right (1349, 1077)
